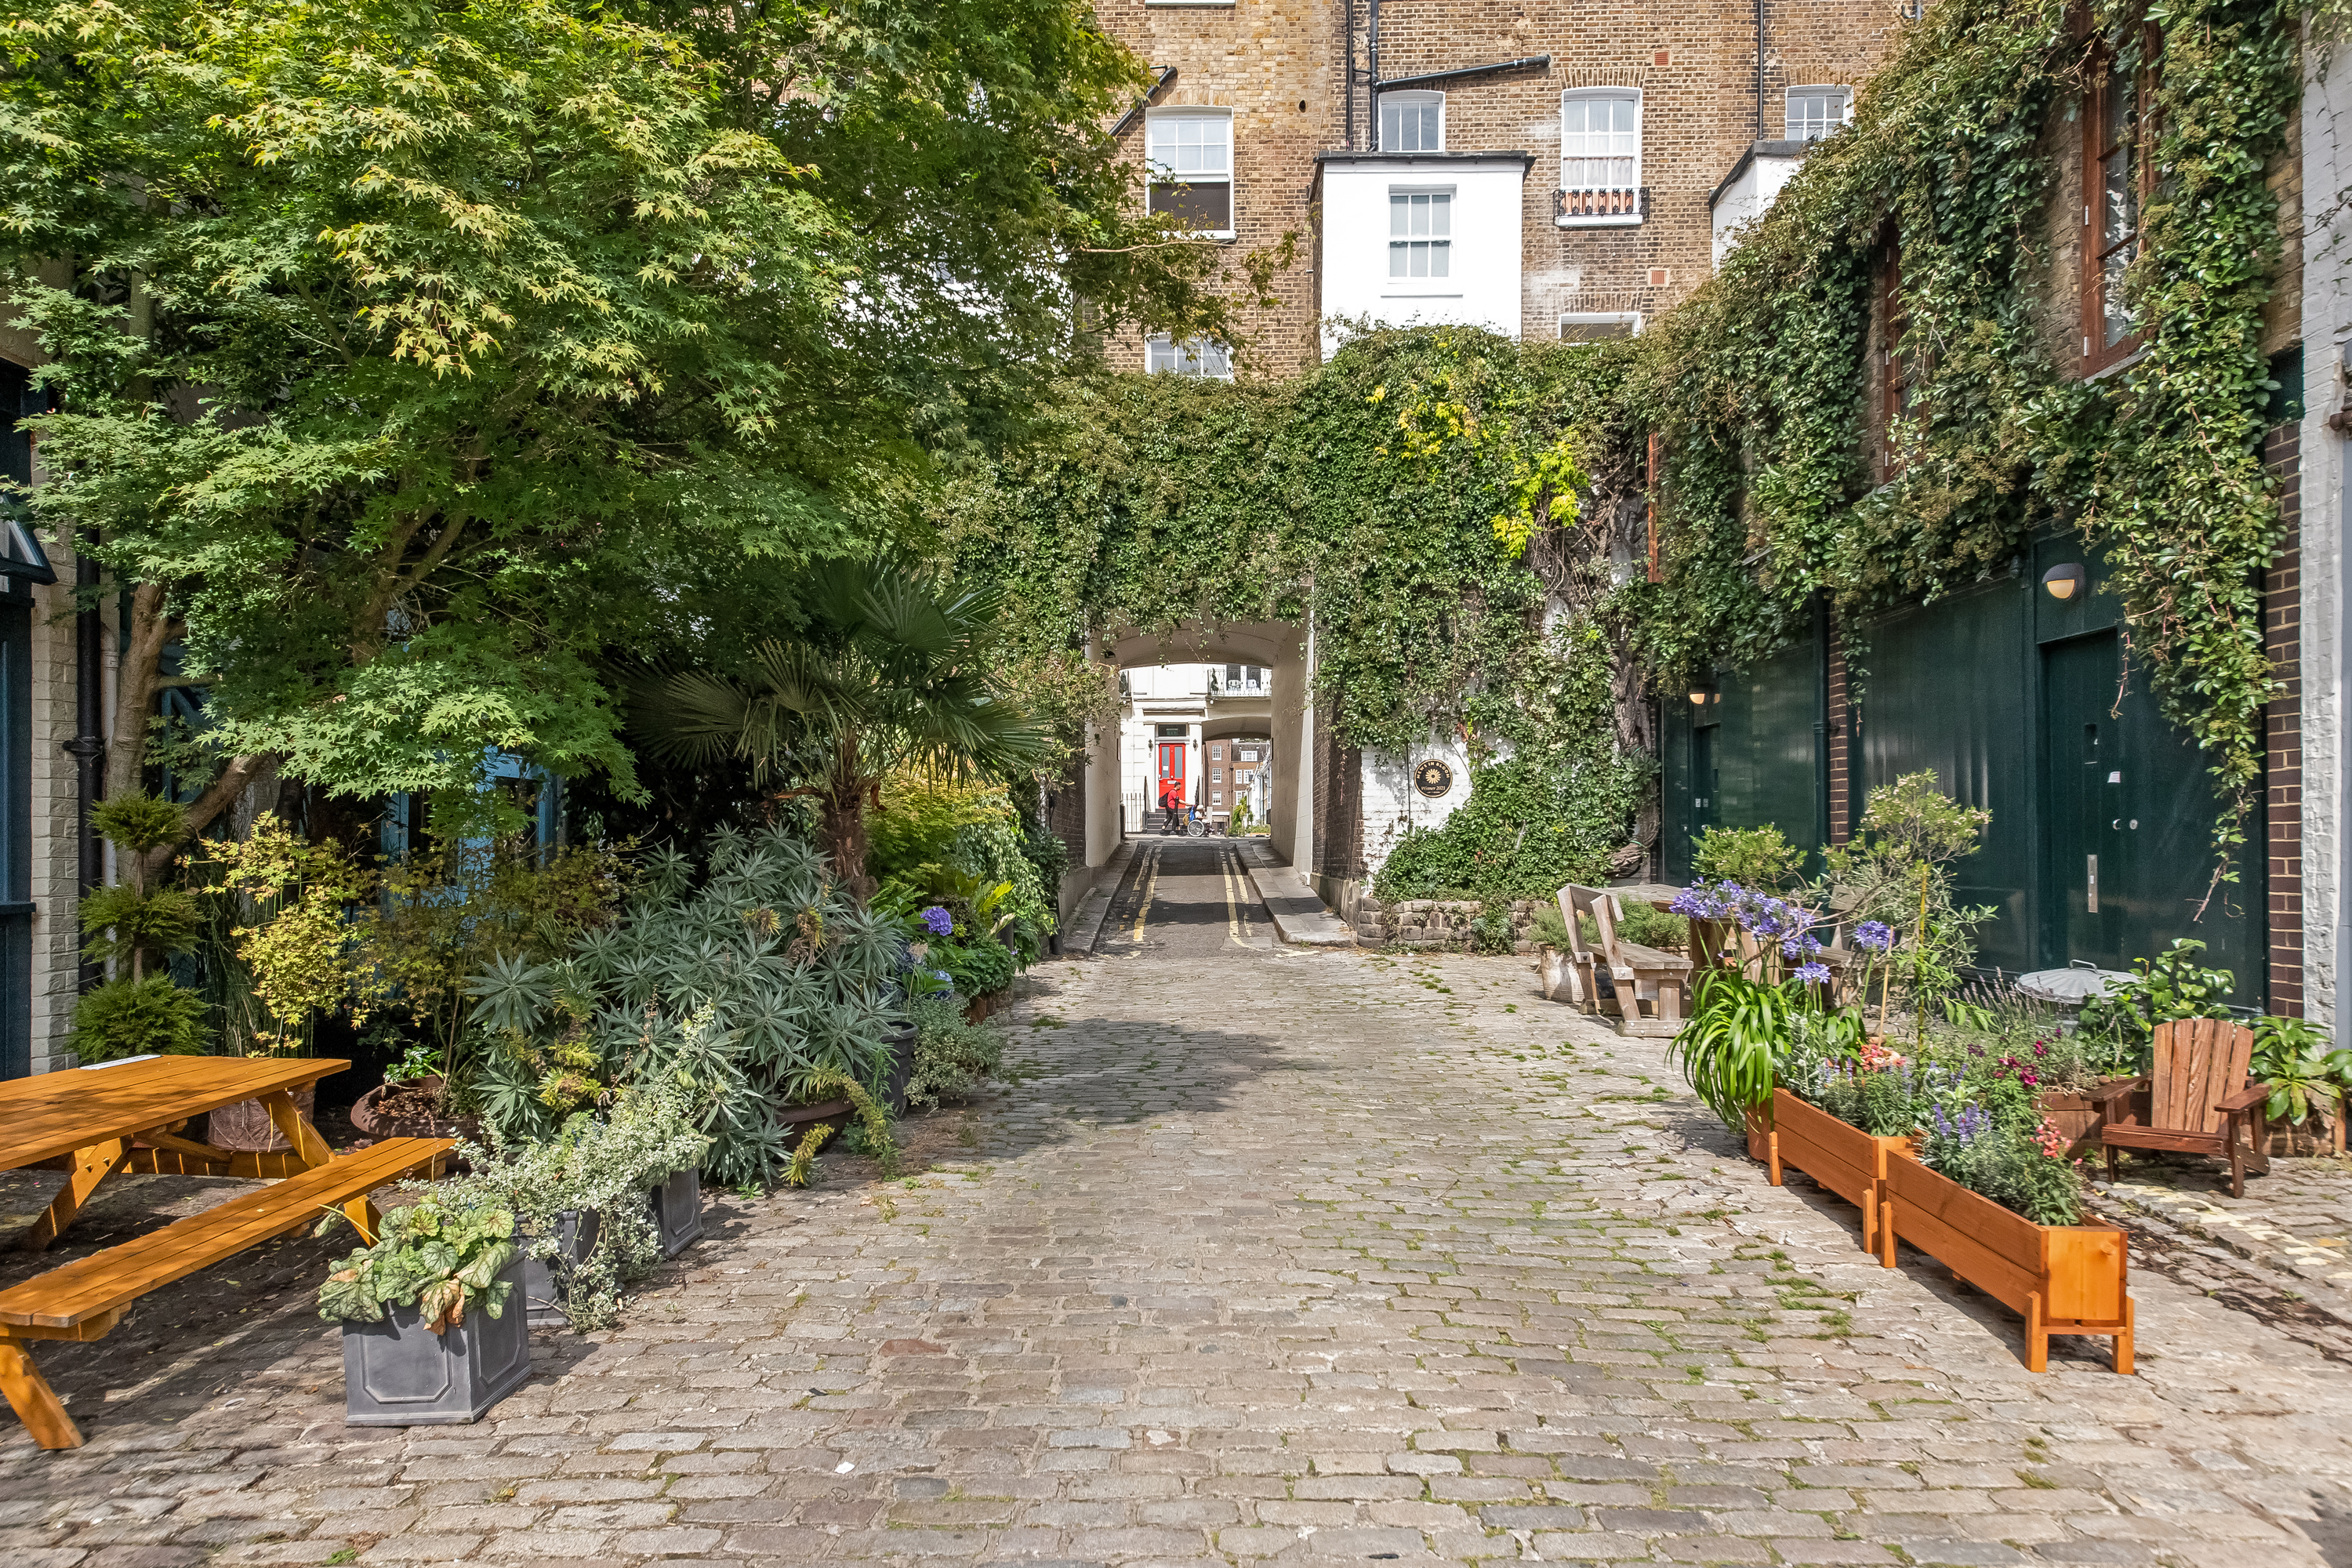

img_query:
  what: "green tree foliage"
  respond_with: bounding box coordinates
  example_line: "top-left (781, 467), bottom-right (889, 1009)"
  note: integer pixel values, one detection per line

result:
top-left (633, 561), bottom-right (1052, 900)
top-left (0, 0), bottom-right (1248, 837)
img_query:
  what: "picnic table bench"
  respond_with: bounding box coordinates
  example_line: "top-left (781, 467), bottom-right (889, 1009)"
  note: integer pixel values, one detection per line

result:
top-left (0, 1056), bottom-right (453, 1450)
top-left (1556, 884), bottom-right (1693, 1038)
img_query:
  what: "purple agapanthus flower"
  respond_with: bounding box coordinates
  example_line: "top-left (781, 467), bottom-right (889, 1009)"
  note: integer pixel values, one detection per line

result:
top-left (1782, 932), bottom-right (1824, 960)
top-left (920, 905), bottom-right (955, 938)
top-left (1795, 962), bottom-right (1830, 985)
top-left (1853, 920), bottom-right (1894, 952)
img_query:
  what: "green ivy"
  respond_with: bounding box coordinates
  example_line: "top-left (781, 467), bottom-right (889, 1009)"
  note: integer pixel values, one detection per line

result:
top-left (1632, 0), bottom-right (2300, 875)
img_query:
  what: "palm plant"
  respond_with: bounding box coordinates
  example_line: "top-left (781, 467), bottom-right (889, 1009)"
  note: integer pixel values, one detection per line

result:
top-left (632, 561), bottom-right (1052, 901)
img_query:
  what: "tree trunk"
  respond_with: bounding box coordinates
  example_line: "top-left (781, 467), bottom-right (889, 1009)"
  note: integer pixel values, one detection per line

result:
top-left (106, 582), bottom-right (172, 802)
top-left (818, 734), bottom-right (874, 904)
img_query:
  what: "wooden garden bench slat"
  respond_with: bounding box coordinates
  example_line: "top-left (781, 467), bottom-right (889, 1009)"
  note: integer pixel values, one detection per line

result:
top-left (1, 1136), bottom-right (455, 1449)
top-left (0, 1137), bottom-right (455, 1332)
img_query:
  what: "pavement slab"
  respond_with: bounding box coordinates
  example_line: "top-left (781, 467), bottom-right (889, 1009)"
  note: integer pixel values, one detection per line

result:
top-left (7, 923), bottom-right (2352, 1566)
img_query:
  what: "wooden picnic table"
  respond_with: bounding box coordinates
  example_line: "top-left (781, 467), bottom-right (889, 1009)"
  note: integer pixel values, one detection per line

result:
top-left (1, 1054), bottom-right (349, 1251)
top-left (0, 1054), bottom-right (461, 1450)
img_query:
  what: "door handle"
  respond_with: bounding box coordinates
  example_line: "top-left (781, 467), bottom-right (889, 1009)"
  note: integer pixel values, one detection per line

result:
top-left (2087, 853), bottom-right (2099, 914)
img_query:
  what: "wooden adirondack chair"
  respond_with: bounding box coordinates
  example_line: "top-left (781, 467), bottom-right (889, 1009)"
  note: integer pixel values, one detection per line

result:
top-left (2092, 1018), bottom-right (2270, 1198)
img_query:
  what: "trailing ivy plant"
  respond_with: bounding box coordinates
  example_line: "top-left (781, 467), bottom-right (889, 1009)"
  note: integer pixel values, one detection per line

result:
top-left (1630, 0), bottom-right (2302, 881)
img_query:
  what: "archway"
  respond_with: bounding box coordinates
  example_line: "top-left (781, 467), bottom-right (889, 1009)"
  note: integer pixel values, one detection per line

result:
top-left (1066, 619), bottom-right (1310, 923)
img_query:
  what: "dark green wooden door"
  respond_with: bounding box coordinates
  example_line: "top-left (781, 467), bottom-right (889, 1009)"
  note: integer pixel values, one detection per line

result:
top-left (2042, 632), bottom-right (2129, 969)
top-left (1691, 721), bottom-right (1719, 843)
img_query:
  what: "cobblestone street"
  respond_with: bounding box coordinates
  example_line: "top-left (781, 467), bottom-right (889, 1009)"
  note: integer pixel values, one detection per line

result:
top-left (10, 939), bottom-right (2352, 1567)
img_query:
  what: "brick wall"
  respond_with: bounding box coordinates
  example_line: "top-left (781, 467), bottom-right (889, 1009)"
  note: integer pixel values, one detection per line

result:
top-left (1098, 0), bottom-right (1904, 373)
top-left (1098, 0), bottom-right (1341, 374)
top-left (2266, 420), bottom-right (2304, 1016)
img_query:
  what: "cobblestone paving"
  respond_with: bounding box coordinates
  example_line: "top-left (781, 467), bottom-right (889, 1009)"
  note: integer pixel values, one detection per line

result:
top-left (10, 946), bottom-right (2352, 1567)
top-left (2095, 1152), bottom-right (2352, 1301)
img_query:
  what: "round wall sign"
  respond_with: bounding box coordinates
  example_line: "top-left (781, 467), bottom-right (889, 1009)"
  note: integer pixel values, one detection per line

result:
top-left (1413, 759), bottom-right (1454, 798)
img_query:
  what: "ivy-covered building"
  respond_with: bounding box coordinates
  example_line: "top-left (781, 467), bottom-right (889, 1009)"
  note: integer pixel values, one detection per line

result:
top-left (1650, 0), bottom-right (2315, 1017)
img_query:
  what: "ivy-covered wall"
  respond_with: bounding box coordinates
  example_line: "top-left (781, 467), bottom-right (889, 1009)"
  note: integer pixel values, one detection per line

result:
top-left (953, 2), bottom-right (2310, 937)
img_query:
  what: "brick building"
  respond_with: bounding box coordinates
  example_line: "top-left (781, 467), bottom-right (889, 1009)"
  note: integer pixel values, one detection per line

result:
top-left (1101, 0), bottom-right (1906, 373)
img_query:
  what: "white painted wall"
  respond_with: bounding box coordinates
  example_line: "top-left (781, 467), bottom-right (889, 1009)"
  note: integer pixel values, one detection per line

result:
top-left (2302, 42), bottom-right (2350, 1029)
top-left (1710, 151), bottom-right (1806, 269)
top-left (1358, 735), bottom-right (1479, 880)
top-left (1319, 156), bottom-right (1526, 358)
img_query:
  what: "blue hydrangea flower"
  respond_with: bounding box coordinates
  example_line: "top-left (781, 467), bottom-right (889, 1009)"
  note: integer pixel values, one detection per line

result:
top-left (920, 905), bottom-right (955, 938)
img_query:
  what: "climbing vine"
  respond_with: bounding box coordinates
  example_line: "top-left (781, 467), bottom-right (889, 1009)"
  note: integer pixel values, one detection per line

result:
top-left (1628, 0), bottom-right (2301, 875)
top-left (954, 1), bottom-right (2304, 886)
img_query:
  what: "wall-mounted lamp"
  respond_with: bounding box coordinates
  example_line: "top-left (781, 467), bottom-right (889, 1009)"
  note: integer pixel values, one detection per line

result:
top-left (1687, 671), bottom-right (1722, 707)
top-left (2041, 563), bottom-right (2087, 602)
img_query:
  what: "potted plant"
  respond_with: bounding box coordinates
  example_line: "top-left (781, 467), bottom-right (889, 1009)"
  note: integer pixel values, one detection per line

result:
top-left (318, 1194), bottom-right (531, 1424)
top-left (436, 1083), bottom-right (712, 1329)
top-left (1882, 1104), bottom-right (2131, 1374)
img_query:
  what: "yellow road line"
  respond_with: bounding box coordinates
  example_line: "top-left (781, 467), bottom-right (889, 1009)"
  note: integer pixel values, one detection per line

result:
top-left (1131, 842), bottom-right (1160, 943)
top-left (1221, 849), bottom-right (1242, 943)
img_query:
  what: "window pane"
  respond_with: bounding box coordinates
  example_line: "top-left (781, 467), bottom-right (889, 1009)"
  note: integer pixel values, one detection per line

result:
top-left (1149, 180), bottom-right (1231, 230)
top-left (2101, 244), bottom-right (2134, 347)
top-left (1428, 240), bottom-right (1449, 278)
top-left (2101, 147), bottom-right (2134, 249)
top-left (1428, 194), bottom-right (1450, 236)
top-left (1390, 194), bottom-right (1409, 237)
top-left (1149, 114), bottom-right (1229, 177)
top-left (1389, 240), bottom-right (1409, 278)
top-left (1562, 94), bottom-right (1639, 193)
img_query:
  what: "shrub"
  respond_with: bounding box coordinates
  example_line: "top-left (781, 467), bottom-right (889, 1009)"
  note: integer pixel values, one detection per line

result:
top-left (1691, 825), bottom-right (1802, 889)
top-left (904, 994), bottom-right (1004, 1110)
top-left (1370, 750), bottom-right (1649, 902)
top-left (68, 976), bottom-right (209, 1062)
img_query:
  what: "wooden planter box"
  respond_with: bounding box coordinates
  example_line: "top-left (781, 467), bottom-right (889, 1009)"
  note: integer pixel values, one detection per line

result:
top-left (1881, 1150), bottom-right (2133, 1374)
top-left (1751, 1089), bottom-right (1913, 1254)
top-left (2034, 1080), bottom-right (2140, 1156)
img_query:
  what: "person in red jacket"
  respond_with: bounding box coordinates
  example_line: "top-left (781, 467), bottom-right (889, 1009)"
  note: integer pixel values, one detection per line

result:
top-left (1158, 777), bottom-right (1183, 834)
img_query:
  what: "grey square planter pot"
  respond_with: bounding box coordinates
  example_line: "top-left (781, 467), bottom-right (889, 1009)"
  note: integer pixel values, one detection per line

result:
top-left (340, 1256), bottom-right (531, 1426)
top-left (522, 1208), bottom-right (601, 1330)
top-left (648, 1168), bottom-right (702, 1258)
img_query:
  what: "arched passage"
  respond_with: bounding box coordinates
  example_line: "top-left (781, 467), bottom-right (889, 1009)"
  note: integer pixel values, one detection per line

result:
top-left (1066, 619), bottom-right (1312, 922)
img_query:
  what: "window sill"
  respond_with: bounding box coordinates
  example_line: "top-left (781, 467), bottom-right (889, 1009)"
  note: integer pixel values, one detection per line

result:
top-left (1382, 291), bottom-right (1464, 299)
top-left (2083, 344), bottom-right (2147, 383)
top-left (1555, 213), bottom-right (1643, 229)
top-left (1146, 1), bottom-right (1236, 5)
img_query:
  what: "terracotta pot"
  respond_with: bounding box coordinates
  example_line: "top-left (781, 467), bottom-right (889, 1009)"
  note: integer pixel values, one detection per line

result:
top-left (1882, 1148), bottom-right (2132, 1374)
top-left (206, 1083), bottom-right (317, 1152)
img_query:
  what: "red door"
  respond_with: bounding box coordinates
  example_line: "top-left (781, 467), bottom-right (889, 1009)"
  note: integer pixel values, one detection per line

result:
top-left (1156, 742), bottom-right (1186, 805)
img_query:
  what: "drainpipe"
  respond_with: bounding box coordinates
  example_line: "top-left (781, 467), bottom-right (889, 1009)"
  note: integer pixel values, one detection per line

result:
top-left (1756, 0), bottom-right (1767, 141)
top-left (1812, 592), bottom-right (1831, 870)
top-left (1367, 0), bottom-right (1381, 151)
top-left (65, 537), bottom-right (103, 989)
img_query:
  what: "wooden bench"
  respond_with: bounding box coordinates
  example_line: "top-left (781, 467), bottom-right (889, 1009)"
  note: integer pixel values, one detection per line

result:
top-left (1562, 885), bottom-right (1694, 1038)
top-left (0, 1136), bottom-right (453, 1450)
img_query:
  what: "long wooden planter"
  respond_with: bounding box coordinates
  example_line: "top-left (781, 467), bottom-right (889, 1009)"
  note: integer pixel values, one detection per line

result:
top-left (1751, 1089), bottom-right (1914, 1254)
top-left (1881, 1149), bottom-right (2133, 1374)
